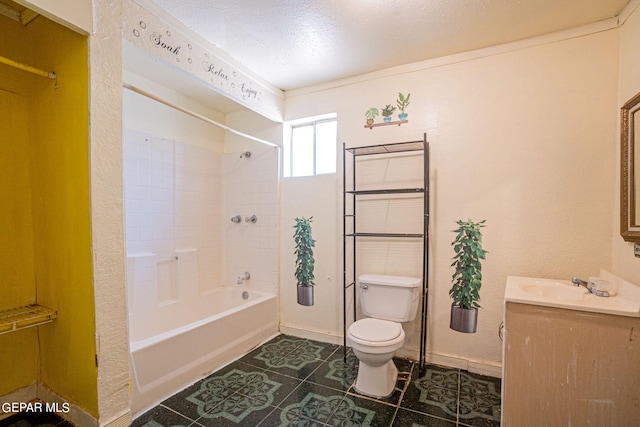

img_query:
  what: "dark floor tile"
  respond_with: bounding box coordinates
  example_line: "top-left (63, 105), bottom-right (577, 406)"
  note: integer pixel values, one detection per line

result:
top-left (238, 370), bottom-right (302, 407)
top-left (132, 405), bottom-right (194, 427)
top-left (257, 407), bottom-right (324, 427)
top-left (278, 381), bottom-right (348, 425)
top-left (401, 365), bottom-right (460, 422)
top-left (161, 364), bottom-right (268, 421)
top-left (412, 364), bottom-right (460, 391)
top-left (187, 369), bottom-right (284, 424)
top-left (190, 393), bottom-right (277, 427)
top-left (460, 371), bottom-right (501, 395)
top-left (459, 418), bottom-right (501, 427)
top-left (457, 372), bottom-right (501, 426)
top-left (0, 411), bottom-right (69, 427)
top-left (160, 376), bottom-right (235, 420)
top-left (326, 393), bottom-right (397, 427)
top-left (306, 348), bottom-right (358, 392)
top-left (392, 408), bottom-right (456, 427)
top-left (240, 336), bottom-right (330, 380)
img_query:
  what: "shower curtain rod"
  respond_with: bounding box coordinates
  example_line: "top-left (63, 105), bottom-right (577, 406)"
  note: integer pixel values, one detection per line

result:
top-left (0, 54), bottom-right (56, 79)
top-left (123, 83), bottom-right (278, 148)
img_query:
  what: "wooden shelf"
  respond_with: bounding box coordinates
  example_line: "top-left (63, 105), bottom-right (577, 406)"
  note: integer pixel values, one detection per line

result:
top-left (0, 304), bottom-right (57, 335)
top-left (364, 119), bottom-right (408, 129)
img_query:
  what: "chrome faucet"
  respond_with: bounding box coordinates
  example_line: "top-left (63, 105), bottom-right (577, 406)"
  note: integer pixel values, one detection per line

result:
top-left (237, 271), bottom-right (250, 284)
top-left (571, 277), bottom-right (609, 297)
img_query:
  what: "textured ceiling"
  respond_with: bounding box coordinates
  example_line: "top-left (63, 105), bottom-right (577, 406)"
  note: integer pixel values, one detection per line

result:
top-left (150, 0), bottom-right (631, 90)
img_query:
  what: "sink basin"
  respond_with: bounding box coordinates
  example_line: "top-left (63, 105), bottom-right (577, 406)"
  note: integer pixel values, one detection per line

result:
top-left (519, 280), bottom-right (588, 301)
top-left (505, 272), bottom-right (640, 317)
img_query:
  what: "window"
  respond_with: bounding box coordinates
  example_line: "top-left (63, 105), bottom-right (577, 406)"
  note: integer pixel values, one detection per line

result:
top-left (283, 115), bottom-right (337, 177)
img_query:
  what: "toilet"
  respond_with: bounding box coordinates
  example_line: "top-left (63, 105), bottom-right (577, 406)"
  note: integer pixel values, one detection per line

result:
top-left (347, 274), bottom-right (421, 398)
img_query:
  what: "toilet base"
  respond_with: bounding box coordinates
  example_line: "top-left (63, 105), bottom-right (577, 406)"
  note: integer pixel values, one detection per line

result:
top-left (354, 359), bottom-right (398, 398)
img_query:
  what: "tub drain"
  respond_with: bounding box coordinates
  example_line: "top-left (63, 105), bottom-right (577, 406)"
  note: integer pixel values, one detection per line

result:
top-left (242, 291), bottom-right (249, 300)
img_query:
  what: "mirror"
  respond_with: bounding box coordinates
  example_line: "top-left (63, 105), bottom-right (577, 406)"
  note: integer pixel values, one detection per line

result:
top-left (621, 91), bottom-right (640, 242)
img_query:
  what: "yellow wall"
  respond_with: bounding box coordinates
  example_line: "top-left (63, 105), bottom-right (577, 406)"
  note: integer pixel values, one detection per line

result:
top-left (0, 16), bottom-right (39, 393)
top-left (0, 13), bottom-right (97, 416)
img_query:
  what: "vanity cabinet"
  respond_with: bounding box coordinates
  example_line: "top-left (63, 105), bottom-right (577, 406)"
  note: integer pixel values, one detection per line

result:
top-left (502, 302), bottom-right (640, 426)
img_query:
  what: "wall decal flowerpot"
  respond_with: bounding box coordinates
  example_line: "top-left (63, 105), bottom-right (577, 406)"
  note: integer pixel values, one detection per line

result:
top-left (365, 107), bottom-right (379, 125)
top-left (450, 304), bottom-right (479, 333)
top-left (449, 219), bottom-right (488, 333)
top-left (293, 216), bottom-right (316, 306)
top-left (396, 92), bottom-right (410, 120)
top-left (381, 104), bottom-right (396, 123)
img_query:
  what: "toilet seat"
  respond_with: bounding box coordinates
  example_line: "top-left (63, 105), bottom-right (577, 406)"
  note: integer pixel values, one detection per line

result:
top-left (349, 318), bottom-right (402, 342)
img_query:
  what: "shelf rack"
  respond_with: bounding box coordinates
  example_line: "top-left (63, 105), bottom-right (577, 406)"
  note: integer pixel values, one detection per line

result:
top-left (0, 304), bottom-right (57, 335)
top-left (342, 134), bottom-right (430, 373)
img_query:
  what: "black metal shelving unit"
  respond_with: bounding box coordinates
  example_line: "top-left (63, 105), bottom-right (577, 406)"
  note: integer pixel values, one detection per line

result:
top-left (342, 133), bottom-right (430, 373)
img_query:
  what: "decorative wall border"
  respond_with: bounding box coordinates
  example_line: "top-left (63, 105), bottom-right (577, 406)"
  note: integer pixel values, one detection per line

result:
top-left (123, 0), bottom-right (283, 122)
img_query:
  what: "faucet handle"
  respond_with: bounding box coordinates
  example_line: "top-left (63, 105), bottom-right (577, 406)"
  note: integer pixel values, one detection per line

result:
top-left (571, 277), bottom-right (587, 287)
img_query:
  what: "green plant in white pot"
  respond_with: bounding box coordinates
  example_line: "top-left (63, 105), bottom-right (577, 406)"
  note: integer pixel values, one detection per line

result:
top-left (294, 216), bottom-right (316, 306)
top-left (449, 219), bottom-right (487, 333)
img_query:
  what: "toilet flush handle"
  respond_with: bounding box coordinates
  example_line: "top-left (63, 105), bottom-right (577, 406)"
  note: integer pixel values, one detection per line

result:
top-left (359, 284), bottom-right (368, 290)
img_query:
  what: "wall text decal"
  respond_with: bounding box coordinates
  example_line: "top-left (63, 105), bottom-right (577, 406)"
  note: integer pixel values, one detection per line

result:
top-left (124, 1), bottom-right (283, 122)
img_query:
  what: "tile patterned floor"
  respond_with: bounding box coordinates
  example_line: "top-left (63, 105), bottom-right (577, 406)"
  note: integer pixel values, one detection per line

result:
top-left (133, 335), bottom-right (502, 427)
top-left (0, 411), bottom-right (72, 427)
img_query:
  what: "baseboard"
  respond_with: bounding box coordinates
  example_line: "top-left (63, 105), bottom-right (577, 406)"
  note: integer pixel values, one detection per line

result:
top-left (279, 324), bottom-right (343, 345)
top-left (0, 384), bottom-right (38, 421)
top-left (37, 384), bottom-right (98, 427)
top-left (279, 325), bottom-right (503, 379)
top-left (100, 410), bottom-right (132, 427)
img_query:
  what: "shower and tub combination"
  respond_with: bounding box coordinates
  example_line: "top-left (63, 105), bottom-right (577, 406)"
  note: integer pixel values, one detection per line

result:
top-left (123, 119), bottom-right (280, 416)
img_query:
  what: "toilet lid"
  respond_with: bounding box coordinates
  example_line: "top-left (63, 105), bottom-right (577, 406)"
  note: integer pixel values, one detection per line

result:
top-left (349, 318), bottom-right (402, 342)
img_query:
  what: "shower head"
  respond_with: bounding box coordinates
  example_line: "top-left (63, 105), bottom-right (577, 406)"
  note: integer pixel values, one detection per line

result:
top-left (240, 151), bottom-right (251, 158)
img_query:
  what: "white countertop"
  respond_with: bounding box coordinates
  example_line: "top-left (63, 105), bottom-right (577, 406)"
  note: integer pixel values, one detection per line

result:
top-left (504, 270), bottom-right (640, 318)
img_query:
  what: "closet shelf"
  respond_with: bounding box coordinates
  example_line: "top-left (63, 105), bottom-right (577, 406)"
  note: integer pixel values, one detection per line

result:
top-left (0, 304), bottom-right (57, 335)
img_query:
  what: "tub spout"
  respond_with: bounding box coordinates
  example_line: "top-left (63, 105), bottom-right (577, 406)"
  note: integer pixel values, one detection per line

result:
top-left (237, 271), bottom-right (250, 284)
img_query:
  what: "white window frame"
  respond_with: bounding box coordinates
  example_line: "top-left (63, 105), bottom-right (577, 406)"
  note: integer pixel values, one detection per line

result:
top-left (283, 114), bottom-right (337, 178)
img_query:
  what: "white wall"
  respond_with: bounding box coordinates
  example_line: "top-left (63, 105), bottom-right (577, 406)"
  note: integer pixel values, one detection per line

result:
top-left (280, 28), bottom-right (619, 371)
top-left (613, 3), bottom-right (640, 284)
top-left (90, 1), bottom-right (130, 424)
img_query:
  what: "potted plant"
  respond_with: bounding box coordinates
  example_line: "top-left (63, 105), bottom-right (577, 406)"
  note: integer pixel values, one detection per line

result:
top-left (449, 219), bottom-right (487, 333)
top-left (396, 92), bottom-right (410, 120)
top-left (365, 107), bottom-right (379, 125)
top-left (381, 104), bottom-right (396, 122)
top-left (294, 216), bottom-right (316, 306)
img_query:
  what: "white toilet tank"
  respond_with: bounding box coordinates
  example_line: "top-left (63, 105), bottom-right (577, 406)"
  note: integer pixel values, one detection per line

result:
top-left (359, 274), bottom-right (422, 322)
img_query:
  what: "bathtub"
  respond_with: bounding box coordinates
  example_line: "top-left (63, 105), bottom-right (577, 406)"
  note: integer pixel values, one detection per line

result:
top-left (129, 287), bottom-right (278, 417)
